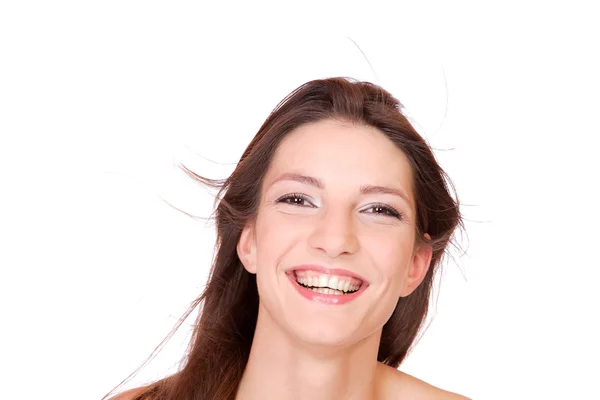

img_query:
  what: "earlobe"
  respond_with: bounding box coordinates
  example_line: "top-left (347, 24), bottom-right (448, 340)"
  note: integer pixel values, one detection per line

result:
top-left (237, 223), bottom-right (257, 274)
top-left (400, 233), bottom-right (433, 297)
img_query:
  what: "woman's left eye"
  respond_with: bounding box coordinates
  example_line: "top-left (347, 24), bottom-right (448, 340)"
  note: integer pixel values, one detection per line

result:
top-left (276, 194), bottom-right (403, 220)
top-left (363, 203), bottom-right (403, 220)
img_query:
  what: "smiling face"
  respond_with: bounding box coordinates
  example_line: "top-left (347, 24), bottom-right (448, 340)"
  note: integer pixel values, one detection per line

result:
top-left (237, 119), bottom-right (432, 348)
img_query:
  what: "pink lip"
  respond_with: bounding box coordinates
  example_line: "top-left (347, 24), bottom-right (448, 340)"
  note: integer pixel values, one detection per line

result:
top-left (286, 264), bottom-right (369, 284)
top-left (286, 273), bottom-right (368, 305)
top-left (284, 264), bottom-right (370, 306)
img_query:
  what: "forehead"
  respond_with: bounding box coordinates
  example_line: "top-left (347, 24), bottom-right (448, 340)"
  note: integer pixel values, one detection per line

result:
top-left (264, 119), bottom-right (415, 205)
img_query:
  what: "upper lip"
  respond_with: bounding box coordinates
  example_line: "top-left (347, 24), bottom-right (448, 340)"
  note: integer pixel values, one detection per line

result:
top-left (285, 264), bottom-right (369, 284)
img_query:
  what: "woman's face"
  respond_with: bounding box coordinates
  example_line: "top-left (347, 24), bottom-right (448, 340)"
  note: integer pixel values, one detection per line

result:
top-left (237, 118), bottom-right (432, 347)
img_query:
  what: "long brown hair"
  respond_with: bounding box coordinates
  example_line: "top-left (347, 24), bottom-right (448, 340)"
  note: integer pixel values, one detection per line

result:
top-left (103, 77), bottom-right (465, 400)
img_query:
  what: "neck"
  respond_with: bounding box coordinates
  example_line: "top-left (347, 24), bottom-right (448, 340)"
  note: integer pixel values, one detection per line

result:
top-left (235, 304), bottom-right (384, 400)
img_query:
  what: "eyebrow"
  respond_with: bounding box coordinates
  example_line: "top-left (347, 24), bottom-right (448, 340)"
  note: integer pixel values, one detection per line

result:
top-left (270, 172), bottom-right (413, 209)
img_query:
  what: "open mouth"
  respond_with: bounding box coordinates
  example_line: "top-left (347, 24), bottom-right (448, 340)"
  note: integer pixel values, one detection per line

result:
top-left (293, 270), bottom-right (363, 296)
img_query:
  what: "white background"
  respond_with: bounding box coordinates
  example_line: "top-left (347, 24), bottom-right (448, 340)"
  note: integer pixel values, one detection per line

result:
top-left (1, 1), bottom-right (599, 399)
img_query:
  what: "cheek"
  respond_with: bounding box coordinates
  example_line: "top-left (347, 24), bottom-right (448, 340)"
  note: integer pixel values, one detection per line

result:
top-left (262, 209), bottom-right (307, 237)
top-left (364, 232), bottom-right (412, 279)
top-left (254, 212), bottom-right (299, 270)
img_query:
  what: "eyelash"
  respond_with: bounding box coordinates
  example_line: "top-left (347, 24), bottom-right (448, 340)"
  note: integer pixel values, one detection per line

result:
top-left (276, 193), bottom-right (404, 220)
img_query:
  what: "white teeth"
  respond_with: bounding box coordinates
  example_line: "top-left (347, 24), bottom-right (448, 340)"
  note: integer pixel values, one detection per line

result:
top-left (329, 276), bottom-right (339, 291)
top-left (307, 287), bottom-right (345, 295)
top-left (343, 280), bottom-right (351, 292)
top-left (318, 275), bottom-right (328, 287)
top-left (295, 273), bottom-right (360, 294)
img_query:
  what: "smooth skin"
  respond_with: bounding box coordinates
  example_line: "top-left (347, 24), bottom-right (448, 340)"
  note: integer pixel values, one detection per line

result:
top-left (110, 119), bottom-right (469, 400)
top-left (235, 119), bottom-right (468, 400)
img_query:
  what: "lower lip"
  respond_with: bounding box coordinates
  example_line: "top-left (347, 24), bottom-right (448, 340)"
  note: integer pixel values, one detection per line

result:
top-left (286, 272), bottom-right (368, 305)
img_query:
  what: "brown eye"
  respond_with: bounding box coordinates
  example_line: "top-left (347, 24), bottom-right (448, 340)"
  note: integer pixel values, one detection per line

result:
top-left (277, 193), bottom-right (312, 207)
top-left (363, 203), bottom-right (403, 220)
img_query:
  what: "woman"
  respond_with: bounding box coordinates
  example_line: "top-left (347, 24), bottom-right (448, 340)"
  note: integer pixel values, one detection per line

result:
top-left (105, 77), bottom-right (469, 400)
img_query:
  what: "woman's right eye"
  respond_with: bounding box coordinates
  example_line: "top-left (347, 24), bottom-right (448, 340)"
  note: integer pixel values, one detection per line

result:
top-left (277, 193), bottom-right (312, 207)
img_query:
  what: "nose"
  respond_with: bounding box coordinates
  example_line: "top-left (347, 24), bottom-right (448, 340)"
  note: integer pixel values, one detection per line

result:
top-left (307, 207), bottom-right (359, 259)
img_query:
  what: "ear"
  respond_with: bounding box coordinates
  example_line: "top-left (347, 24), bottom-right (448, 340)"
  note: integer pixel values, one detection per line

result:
top-left (237, 222), bottom-right (257, 274)
top-left (399, 233), bottom-right (433, 297)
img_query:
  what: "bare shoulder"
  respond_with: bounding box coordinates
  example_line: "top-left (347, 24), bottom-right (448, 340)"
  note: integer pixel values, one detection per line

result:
top-left (378, 363), bottom-right (471, 400)
top-left (107, 386), bottom-right (149, 400)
